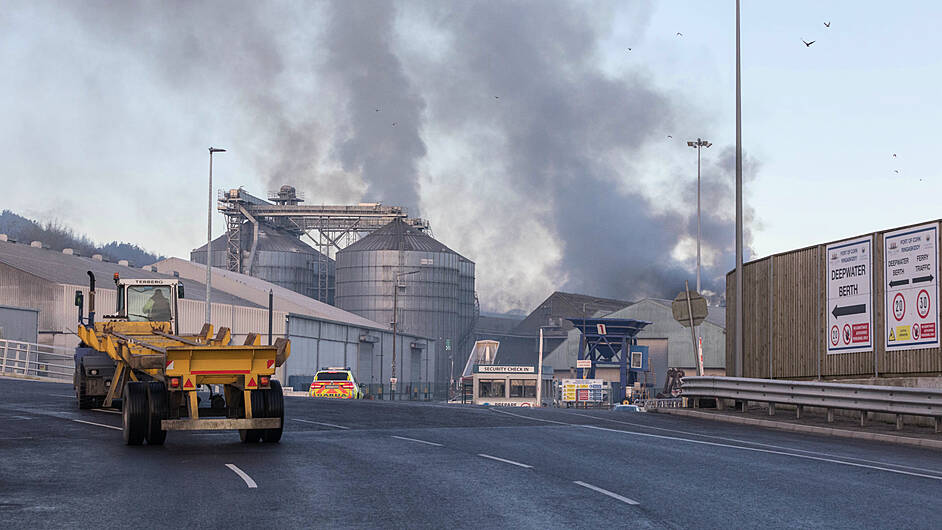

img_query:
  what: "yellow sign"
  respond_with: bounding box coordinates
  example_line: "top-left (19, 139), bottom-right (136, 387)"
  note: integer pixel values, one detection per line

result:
top-left (889, 328), bottom-right (896, 342)
top-left (896, 326), bottom-right (911, 341)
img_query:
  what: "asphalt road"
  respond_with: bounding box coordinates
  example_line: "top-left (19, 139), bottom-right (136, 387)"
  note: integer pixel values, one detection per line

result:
top-left (2, 377), bottom-right (941, 529)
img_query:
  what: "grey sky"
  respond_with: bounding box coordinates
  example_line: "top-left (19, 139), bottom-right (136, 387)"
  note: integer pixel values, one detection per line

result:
top-left (2, 1), bottom-right (937, 313)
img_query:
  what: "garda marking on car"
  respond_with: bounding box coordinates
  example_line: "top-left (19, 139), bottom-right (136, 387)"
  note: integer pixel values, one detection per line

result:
top-left (826, 235), bottom-right (873, 354)
top-left (884, 222), bottom-right (939, 351)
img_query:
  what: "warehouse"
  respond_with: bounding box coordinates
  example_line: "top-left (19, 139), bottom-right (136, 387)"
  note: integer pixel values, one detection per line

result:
top-left (0, 238), bottom-right (434, 398)
top-left (727, 219), bottom-right (942, 384)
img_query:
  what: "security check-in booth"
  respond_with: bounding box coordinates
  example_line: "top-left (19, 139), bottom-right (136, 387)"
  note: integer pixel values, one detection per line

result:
top-left (472, 365), bottom-right (554, 407)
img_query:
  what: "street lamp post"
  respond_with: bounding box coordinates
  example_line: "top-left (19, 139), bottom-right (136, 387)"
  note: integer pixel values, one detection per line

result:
top-left (735, 0), bottom-right (744, 377)
top-left (391, 270), bottom-right (419, 400)
top-left (686, 138), bottom-right (712, 296)
top-left (206, 147), bottom-right (226, 325)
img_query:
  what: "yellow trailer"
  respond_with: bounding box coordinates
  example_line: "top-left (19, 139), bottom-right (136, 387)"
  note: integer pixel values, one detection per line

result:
top-left (74, 272), bottom-right (290, 445)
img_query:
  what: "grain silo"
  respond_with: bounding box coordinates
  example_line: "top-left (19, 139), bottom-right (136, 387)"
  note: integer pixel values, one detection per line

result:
top-left (457, 256), bottom-right (477, 367)
top-left (191, 223), bottom-right (335, 304)
top-left (335, 219), bottom-right (474, 396)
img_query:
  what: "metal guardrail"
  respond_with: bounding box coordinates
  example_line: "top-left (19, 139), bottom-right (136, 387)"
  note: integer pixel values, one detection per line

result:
top-left (0, 339), bottom-right (74, 382)
top-left (682, 376), bottom-right (942, 419)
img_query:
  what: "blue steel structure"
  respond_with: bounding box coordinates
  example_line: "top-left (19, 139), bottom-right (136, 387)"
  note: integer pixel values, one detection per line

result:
top-left (568, 318), bottom-right (652, 401)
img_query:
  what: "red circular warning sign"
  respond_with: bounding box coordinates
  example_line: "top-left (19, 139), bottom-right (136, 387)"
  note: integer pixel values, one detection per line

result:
top-left (912, 323), bottom-right (920, 341)
top-left (830, 325), bottom-right (840, 346)
top-left (842, 324), bottom-right (851, 345)
top-left (892, 292), bottom-right (906, 322)
top-left (917, 289), bottom-right (931, 319)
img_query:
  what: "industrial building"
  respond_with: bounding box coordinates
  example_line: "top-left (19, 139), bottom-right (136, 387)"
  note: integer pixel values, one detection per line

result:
top-left (335, 218), bottom-right (476, 395)
top-left (0, 237), bottom-right (435, 398)
top-left (204, 185), bottom-right (430, 305)
top-left (728, 218), bottom-right (942, 384)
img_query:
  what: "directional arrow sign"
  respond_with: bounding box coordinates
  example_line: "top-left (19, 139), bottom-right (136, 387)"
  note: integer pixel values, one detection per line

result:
top-left (832, 304), bottom-right (866, 318)
top-left (826, 236), bottom-right (873, 354)
top-left (884, 223), bottom-right (939, 351)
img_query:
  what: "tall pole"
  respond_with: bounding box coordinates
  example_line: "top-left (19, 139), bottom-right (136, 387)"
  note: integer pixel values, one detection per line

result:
top-left (696, 139), bottom-right (702, 295)
top-left (392, 275), bottom-right (398, 400)
top-left (537, 328), bottom-right (544, 407)
top-left (206, 147), bottom-right (225, 325)
top-left (734, 0), bottom-right (744, 377)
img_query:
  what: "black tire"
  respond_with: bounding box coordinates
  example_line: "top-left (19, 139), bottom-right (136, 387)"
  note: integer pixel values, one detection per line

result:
top-left (145, 381), bottom-right (169, 445)
top-left (122, 382), bottom-right (148, 445)
top-left (75, 367), bottom-right (94, 410)
top-left (262, 380), bottom-right (284, 443)
top-left (239, 389), bottom-right (266, 443)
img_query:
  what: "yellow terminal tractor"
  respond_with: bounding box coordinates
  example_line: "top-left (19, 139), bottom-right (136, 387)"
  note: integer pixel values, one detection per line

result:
top-left (73, 271), bottom-right (290, 445)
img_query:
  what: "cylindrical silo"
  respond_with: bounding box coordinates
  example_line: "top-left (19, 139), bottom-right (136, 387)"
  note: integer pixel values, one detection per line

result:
top-left (456, 256), bottom-right (476, 377)
top-left (335, 219), bottom-right (466, 397)
top-left (191, 223), bottom-right (335, 304)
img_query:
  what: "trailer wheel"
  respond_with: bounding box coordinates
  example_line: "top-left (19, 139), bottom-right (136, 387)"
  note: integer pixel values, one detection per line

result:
top-left (122, 382), bottom-right (148, 445)
top-left (262, 380), bottom-right (284, 443)
top-left (145, 381), bottom-right (169, 445)
top-left (239, 390), bottom-right (267, 443)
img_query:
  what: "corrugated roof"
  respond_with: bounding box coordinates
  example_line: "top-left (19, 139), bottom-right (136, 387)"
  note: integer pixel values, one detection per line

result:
top-left (153, 257), bottom-right (391, 331)
top-left (512, 291), bottom-right (634, 335)
top-left (0, 240), bottom-right (260, 307)
top-left (192, 223), bottom-right (329, 257)
top-left (646, 298), bottom-right (726, 328)
top-left (338, 218), bottom-right (456, 254)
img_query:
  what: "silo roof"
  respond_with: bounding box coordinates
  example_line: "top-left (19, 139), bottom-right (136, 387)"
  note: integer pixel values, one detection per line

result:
top-left (339, 218), bottom-right (456, 254)
top-left (192, 223), bottom-right (329, 258)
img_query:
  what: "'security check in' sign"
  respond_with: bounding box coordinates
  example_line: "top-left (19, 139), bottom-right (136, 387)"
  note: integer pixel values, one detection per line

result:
top-left (884, 222), bottom-right (939, 351)
top-left (826, 236), bottom-right (873, 354)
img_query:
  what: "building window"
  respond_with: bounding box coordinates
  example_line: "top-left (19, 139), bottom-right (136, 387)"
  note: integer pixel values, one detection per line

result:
top-left (478, 379), bottom-right (505, 398)
top-left (509, 379), bottom-right (536, 398)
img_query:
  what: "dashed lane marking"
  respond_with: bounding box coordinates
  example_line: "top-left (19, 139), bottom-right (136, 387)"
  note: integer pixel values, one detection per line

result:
top-left (574, 481), bottom-right (640, 505)
top-left (391, 435), bottom-right (443, 447)
top-left (50, 394), bottom-right (75, 398)
top-left (225, 464), bottom-right (258, 489)
top-left (92, 408), bottom-right (121, 415)
top-left (293, 418), bottom-right (349, 429)
top-left (489, 408), bottom-right (569, 425)
top-left (72, 419), bottom-right (121, 431)
top-left (477, 453), bottom-right (533, 468)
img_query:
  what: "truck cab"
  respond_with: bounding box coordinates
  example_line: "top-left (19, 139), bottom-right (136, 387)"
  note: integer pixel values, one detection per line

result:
top-left (74, 274), bottom-right (184, 409)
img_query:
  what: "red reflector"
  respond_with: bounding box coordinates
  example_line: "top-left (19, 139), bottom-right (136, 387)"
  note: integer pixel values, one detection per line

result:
top-left (266, 360), bottom-right (275, 369)
top-left (260, 376), bottom-right (270, 385)
top-left (170, 378), bottom-right (180, 388)
top-left (183, 378), bottom-right (194, 389)
top-left (247, 377), bottom-right (257, 388)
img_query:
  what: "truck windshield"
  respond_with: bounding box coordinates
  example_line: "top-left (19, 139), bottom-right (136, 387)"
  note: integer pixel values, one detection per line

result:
top-left (127, 286), bottom-right (173, 322)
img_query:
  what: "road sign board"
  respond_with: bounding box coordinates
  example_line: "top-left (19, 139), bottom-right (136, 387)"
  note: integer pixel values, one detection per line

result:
top-left (596, 323), bottom-right (607, 335)
top-left (576, 359), bottom-right (591, 369)
top-left (389, 377), bottom-right (398, 384)
top-left (826, 236), bottom-right (873, 354)
top-left (884, 222), bottom-right (939, 351)
top-left (672, 290), bottom-right (708, 327)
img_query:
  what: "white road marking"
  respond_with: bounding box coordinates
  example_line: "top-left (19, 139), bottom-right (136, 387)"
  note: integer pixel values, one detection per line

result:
top-left (391, 435), bottom-right (443, 447)
top-left (72, 419), bottom-right (121, 431)
top-left (490, 408), bottom-right (569, 425)
top-left (11, 415), bottom-right (33, 420)
top-left (293, 418), bottom-right (349, 429)
top-left (573, 481), bottom-right (640, 505)
top-left (92, 408), bottom-right (121, 415)
top-left (574, 412), bottom-right (942, 476)
top-left (581, 425), bottom-right (942, 481)
top-left (477, 453), bottom-right (533, 468)
top-left (50, 394), bottom-right (75, 398)
top-left (225, 464), bottom-right (258, 489)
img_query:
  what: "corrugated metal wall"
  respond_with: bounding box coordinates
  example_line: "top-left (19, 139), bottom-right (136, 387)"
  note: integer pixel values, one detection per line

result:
top-left (727, 220), bottom-right (942, 379)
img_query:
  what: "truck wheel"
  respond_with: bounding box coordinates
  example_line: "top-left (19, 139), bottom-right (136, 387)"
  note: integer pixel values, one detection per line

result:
top-left (145, 381), bottom-right (169, 445)
top-left (122, 382), bottom-right (148, 445)
top-left (239, 389), bottom-right (267, 443)
top-left (262, 380), bottom-right (284, 443)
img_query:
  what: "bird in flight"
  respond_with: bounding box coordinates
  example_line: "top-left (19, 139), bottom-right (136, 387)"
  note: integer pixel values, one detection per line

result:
top-left (676, 32), bottom-right (683, 37)
top-left (892, 153), bottom-right (897, 158)
top-left (494, 96), bottom-right (499, 99)
top-left (824, 21), bottom-right (831, 28)
top-left (667, 135), bottom-right (673, 139)
top-left (375, 108), bottom-right (380, 112)
top-left (626, 48), bottom-right (632, 52)
top-left (392, 122), bottom-right (397, 127)
top-left (894, 169), bottom-right (901, 174)
top-left (802, 40), bottom-right (815, 47)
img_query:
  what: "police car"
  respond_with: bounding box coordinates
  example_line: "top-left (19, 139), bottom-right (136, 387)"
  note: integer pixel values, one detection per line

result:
top-left (309, 367), bottom-right (364, 399)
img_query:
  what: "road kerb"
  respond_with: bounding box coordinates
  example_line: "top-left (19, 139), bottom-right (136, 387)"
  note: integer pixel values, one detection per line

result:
top-left (653, 408), bottom-right (942, 451)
